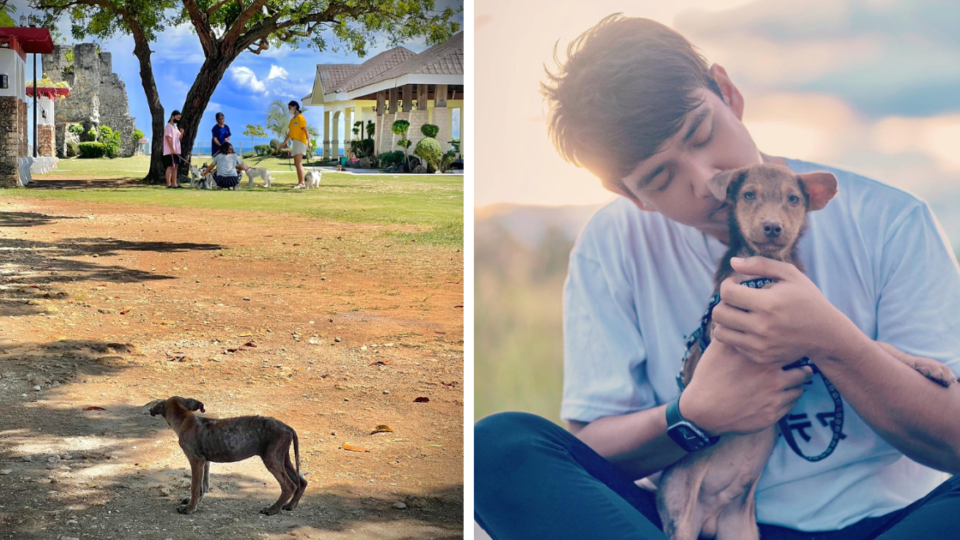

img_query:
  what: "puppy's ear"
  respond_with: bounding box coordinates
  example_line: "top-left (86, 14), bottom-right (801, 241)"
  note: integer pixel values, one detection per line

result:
top-left (797, 171), bottom-right (838, 211)
top-left (707, 168), bottom-right (748, 201)
top-left (182, 398), bottom-right (205, 413)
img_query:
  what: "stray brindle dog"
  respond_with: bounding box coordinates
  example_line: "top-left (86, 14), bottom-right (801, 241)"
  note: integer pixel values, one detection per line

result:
top-left (656, 163), bottom-right (955, 540)
top-left (150, 396), bottom-right (307, 515)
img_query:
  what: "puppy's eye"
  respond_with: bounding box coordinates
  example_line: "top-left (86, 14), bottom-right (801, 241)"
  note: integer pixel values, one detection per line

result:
top-left (788, 195), bottom-right (800, 204)
top-left (743, 192), bottom-right (756, 201)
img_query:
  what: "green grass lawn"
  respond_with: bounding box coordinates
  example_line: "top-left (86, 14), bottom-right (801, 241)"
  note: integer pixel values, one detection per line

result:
top-left (3, 156), bottom-right (463, 245)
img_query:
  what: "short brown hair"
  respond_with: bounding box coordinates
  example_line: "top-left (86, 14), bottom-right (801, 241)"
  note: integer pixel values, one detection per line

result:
top-left (542, 15), bottom-right (722, 187)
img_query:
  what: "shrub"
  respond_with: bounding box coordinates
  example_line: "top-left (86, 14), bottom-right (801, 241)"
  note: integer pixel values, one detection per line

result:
top-left (421, 124), bottom-right (440, 138)
top-left (82, 128), bottom-right (98, 142)
top-left (269, 139), bottom-right (281, 150)
top-left (132, 129), bottom-right (144, 143)
top-left (441, 149), bottom-right (457, 172)
top-left (414, 137), bottom-right (442, 170)
top-left (68, 124), bottom-right (85, 135)
top-left (254, 144), bottom-right (272, 156)
top-left (98, 125), bottom-right (114, 140)
top-left (77, 142), bottom-right (107, 158)
top-left (378, 151), bottom-right (405, 168)
top-left (349, 139), bottom-right (374, 159)
top-left (65, 140), bottom-right (79, 157)
top-left (242, 151), bottom-right (257, 159)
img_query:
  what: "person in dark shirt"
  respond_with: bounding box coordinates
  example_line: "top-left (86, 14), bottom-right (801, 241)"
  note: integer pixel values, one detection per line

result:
top-left (211, 112), bottom-right (231, 156)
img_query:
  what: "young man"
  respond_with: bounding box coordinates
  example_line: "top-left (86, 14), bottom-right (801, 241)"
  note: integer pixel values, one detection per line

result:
top-left (475, 15), bottom-right (960, 540)
top-left (282, 100), bottom-right (311, 189)
top-left (162, 110), bottom-right (184, 189)
top-left (211, 112), bottom-right (231, 157)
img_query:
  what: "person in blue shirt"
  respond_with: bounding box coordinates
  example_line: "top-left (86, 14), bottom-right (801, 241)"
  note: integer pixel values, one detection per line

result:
top-left (211, 112), bottom-right (231, 156)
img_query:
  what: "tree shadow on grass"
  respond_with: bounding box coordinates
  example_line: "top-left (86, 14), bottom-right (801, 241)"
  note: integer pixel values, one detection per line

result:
top-left (25, 178), bottom-right (144, 189)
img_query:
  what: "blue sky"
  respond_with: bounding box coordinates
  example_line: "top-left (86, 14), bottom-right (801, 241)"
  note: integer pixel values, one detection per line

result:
top-left (12, 0), bottom-right (462, 149)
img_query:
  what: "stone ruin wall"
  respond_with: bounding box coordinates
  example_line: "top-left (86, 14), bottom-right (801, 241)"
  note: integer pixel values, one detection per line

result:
top-left (42, 43), bottom-right (137, 157)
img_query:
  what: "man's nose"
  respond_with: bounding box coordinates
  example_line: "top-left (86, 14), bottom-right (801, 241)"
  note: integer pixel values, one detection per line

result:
top-left (763, 221), bottom-right (782, 238)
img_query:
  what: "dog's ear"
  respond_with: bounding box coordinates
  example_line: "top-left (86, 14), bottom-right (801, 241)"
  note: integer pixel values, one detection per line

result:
top-left (797, 171), bottom-right (838, 211)
top-left (149, 402), bottom-right (165, 417)
top-left (707, 168), bottom-right (749, 202)
top-left (182, 398), bottom-right (205, 413)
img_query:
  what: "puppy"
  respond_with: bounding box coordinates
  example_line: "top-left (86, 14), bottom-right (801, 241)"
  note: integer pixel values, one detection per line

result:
top-left (245, 167), bottom-right (272, 188)
top-left (190, 164), bottom-right (214, 190)
top-left (657, 163), bottom-right (954, 540)
top-left (149, 396), bottom-right (307, 516)
top-left (305, 168), bottom-right (321, 189)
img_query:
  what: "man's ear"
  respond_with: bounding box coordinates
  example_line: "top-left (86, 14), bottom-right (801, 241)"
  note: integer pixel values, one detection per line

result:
top-left (797, 172), bottom-right (838, 211)
top-left (707, 168), bottom-right (747, 202)
top-left (709, 64), bottom-right (744, 120)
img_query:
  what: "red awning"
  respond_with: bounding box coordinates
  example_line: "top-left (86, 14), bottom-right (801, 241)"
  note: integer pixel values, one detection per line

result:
top-left (0, 28), bottom-right (55, 54)
top-left (26, 86), bottom-right (70, 99)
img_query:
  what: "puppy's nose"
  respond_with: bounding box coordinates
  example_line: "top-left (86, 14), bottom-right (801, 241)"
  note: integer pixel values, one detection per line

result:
top-left (763, 221), bottom-right (782, 238)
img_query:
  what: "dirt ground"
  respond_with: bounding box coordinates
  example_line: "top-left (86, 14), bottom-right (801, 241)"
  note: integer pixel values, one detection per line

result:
top-left (0, 191), bottom-right (464, 539)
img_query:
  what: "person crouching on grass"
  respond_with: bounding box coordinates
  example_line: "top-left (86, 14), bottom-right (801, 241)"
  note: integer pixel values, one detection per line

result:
top-left (282, 100), bottom-right (311, 190)
top-left (474, 15), bottom-right (960, 540)
top-left (200, 142), bottom-right (249, 190)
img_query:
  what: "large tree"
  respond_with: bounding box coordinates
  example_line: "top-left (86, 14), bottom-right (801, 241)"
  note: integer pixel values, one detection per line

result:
top-left (31, 0), bottom-right (460, 183)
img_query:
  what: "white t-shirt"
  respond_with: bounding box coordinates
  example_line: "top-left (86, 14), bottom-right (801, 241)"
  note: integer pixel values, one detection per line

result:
top-left (212, 153), bottom-right (243, 177)
top-left (562, 157), bottom-right (960, 531)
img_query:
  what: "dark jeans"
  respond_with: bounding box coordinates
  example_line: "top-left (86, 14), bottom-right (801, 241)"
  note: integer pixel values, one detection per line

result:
top-left (475, 412), bottom-right (960, 539)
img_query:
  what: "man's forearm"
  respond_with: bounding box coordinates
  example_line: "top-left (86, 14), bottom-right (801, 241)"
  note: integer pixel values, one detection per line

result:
top-left (569, 405), bottom-right (687, 480)
top-left (817, 323), bottom-right (960, 472)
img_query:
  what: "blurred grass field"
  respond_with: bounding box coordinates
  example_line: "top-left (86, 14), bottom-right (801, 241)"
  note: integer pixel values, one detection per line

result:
top-left (475, 221), bottom-right (574, 424)
top-left (6, 156), bottom-right (463, 246)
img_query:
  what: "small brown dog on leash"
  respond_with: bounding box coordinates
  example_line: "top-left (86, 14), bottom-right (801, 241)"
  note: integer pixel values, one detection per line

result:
top-left (656, 163), bottom-right (955, 540)
top-left (149, 396), bottom-right (307, 515)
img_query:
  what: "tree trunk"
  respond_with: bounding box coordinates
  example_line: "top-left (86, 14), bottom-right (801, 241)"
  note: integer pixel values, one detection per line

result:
top-left (131, 38), bottom-right (167, 184)
top-left (176, 54), bottom-right (233, 177)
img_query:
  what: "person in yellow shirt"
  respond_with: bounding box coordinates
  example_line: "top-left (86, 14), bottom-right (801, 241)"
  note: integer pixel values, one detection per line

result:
top-left (282, 100), bottom-right (311, 189)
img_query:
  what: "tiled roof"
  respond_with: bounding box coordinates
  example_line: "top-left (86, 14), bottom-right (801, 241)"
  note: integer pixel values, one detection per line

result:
top-left (316, 33), bottom-right (463, 97)
top-left (318, 47), bottom-right (416, 94)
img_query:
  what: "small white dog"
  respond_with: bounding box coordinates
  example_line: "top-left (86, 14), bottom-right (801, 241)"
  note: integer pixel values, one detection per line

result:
top-left (245, 167), bottom-right (272, 188)
top-left (304, 168), bottom-right (321, 189)
top-left (190, 164), bottom-right (214, 190)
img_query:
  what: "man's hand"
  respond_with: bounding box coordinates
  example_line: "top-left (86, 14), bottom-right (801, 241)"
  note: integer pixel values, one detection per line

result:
top-left (711, 257), bottom-right (852, 364)
top-left (179, 128), bottom-right (185, 137)
top-left (680, 338), bottom-right (813, 436)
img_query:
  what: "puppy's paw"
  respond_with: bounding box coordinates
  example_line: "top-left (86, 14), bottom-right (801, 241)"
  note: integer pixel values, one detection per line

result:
top-left (177, 505), bottom-right (196, 515)
top-left (910, 358), bottom-right (956, 388)
top-left (260, 506), bottom-right (280, 516)
top-left (180, 497), bottom-right (190, 505)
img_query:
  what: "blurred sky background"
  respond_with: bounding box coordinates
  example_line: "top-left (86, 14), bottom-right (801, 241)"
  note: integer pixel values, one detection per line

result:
top-left (9, 0), bottom-right (462, 149)
top-left (476, 0), bottom-right (960, 216)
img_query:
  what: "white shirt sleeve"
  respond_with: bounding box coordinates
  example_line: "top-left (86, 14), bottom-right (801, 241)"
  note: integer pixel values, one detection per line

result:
top-left (875, 202), bottom-right (960, 371)
top-left (561, 241), bottom-right (657, 423)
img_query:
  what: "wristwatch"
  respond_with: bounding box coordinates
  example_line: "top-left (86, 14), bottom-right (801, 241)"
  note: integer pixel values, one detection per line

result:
top-left (666, 395), bottom-right (720, 452)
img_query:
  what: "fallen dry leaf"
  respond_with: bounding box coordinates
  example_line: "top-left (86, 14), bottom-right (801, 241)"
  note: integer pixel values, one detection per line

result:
top-left (370, 360), bottom-right (391, 366)
top-left (82, 406), bottom-right (106, 411)
top-left (371, 425), bottom-right (393, 434)
top-left (414, 397), bottom-right (430, 403)
top-left (342, 444), bottom-right (370, 453)
top-left (441, 381), bottom-right (458, 387)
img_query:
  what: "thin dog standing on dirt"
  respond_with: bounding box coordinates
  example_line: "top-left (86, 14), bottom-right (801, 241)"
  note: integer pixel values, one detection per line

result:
top-left (149, 396), bottom-right (307, 515)
top-left (656, 163), bottom-right (956, 540)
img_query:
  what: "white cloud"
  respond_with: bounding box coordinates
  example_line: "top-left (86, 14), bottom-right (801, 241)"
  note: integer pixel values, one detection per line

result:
top-left (230, 67), bottom-right (267, 94)
top-left (267, 65), bottom-right (288, 80)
